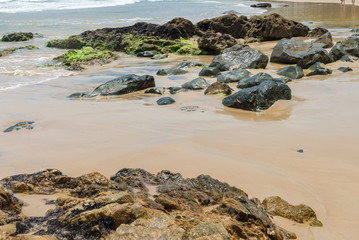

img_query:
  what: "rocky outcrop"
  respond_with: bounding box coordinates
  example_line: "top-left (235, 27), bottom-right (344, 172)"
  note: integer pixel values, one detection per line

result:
top-left (237, 72), bottom-right (273, 89)
top-left (0, 184), bottom-right (23, 214)
top-left (198, 32), bottom-right (237, 55)
top-left (72, 74), bottom-right (155, 97)
top-left (313, 32), bottom-right (333, 48)
top-left (277, 65), bottom-right (304, 79)
top-left (217, 69), bottom-right (252, 83)
top-left (204, 82), bottom-right (233, 95)
top-left (270, 38), bottom-right (332, 69)
top-left (3, 121), bottom-right (35, 133)
top-left (223, 81), bottom-right (291, 111)
top-left (1, 32), bottom-right (34, 42)
top-left (157, 62), bottom-right (203, 76)
top-left (329, 36), bottom-right (359, 61)
top-left (157, 97), bottom-right (176, 105)
top-left (181, 78), bottom-right (210, 90)
top-left (209, 47), bottom-right (268, 70)
top-left (262, 196), bottom-right (323, 227)
top-left (0, 45), bottom-right (39, 57)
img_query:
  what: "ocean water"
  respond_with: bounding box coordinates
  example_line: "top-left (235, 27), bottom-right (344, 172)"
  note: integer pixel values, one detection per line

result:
top-left (0, 0), bottom-right (267, 91)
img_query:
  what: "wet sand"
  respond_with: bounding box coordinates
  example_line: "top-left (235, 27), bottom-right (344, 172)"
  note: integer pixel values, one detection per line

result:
top-left (0, 4), bottom-right (359, 239)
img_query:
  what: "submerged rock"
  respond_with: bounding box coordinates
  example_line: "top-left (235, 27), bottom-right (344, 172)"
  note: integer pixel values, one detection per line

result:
top-left (4, 121), bottom-right (35, 133)
top-left (223, 81), bottom-right (291, 111)
top-left (270, 38), bottom-right (332, 68)
top-left (151, 53), bottom-right (169, 60)
top-left (329, 36), bottom-right (359, 61)
top-left (0, 45), bottom-right (39, 58)
top-left (182, 77), bottom-right (210, 90)
top-left (217, 69), bottom-right (252, 83)
top-left (1, 32), bottom-right (33, 42)
top-left (86, 74), bottom-right (155, 97)
top-left (204, 82), bottom-right (233, 95)
top-left (262, 196), bottom-right (323, 226)
top-left (277, 65), bottom-right (304, 79)
top-left (168, 87), bottom-right (187, 95)
top-left (237, 72), bottom-right (273, 89)
top-left (157, 97), bottom-right (176, 105)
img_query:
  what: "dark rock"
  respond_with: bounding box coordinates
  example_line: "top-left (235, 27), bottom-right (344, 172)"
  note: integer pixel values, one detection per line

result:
top-left (273, 77), bottom-right (292, 84)
top-left (47, 36), bottom-right (85, 49)
top-left (250, 3), bottom-right (272, 7)
top-left (87, 74), bottom-right (155, 97)
top-left (306, 62), bottom-right (332, 76)
top-left (1, 32), bottom-right (33, 42)
top-left (222, 43), bottom-right (247, 54)
top-left (0, 184), bottom-right (23, 214)
top-left (67, 92), bottom-right (87, 98)
top-left (313, 32), bottom-right (333, 48)
top-left (204, 82), bottom-right (233, 95)
top-left (340, 55), bottom-right (355, 62)
top-left (151, 53), bottom-right (169, 60)
top-left (198, 32), bottom-right (237, 55)
top-left (223, 81), bottom-right (291, 111)
top-left (307, 27), bottom-right (328, 37)
top-left (157, 62), bottom-right (202, 76)
top-left (209, 48), bottom-right (269, 70)
top-left (157, 97), bottom-right (176, 105)
top-left (237, 72), bottom-right (273, 89)
top-left (262, 196), bottom-right (323, 227)
top-left (136, 50), bottom-right (158, 57)
top-left (0, 45), bottom-right (39, 58)
top-left (329, 36), bottom-right (359, 61)
top-left (199, 67), bottom-right (221, 77)
top-left (168, 87), bottom-right (187, 95)
top-left (217, 69), bottom-right (252, 83)
top-left (158, 17), bottom-right (197, 39)
top-left (297, 149), bottom-right (304, 153)
top-left (277, 65), bottom-right (304, 79)
top-left (338, 67), bottom-right (353, 72)
top-left (4, 121), bottom-right (34, 133)
top-left (182, 78), bottom-right (210, 90)
top-left (270, 38), bottom-right (332, 69)
top-left (144, 87), bottom-right (165, 95)
top-left (350, 28), bottom-right (359, 33)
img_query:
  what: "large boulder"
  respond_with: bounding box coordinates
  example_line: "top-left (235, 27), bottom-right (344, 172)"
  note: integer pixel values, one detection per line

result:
top-left (245, 13), bottom-right (309, 41)
top-left (222, 81), bottom-right (291, 111)
top-left (270, 38), bottom-right (332, 69)
top-left (329, 36), bottom-right (359, 61)
top-left (277, 65), bottom-right (304, 79)
top-left (237, 72), bottom-right (273, 89)
top-left (262, 196), bottom-right (323, 227)
top-left (198, 32), bottom-right (237, 55)
top-left (86, 74), bottom-right (155, 97)
top-left (157, 17), bottom-right (197, 39)
top-left (313, 32), bottom-right (333, 48)
top-left (209, 48), bottom-right (268, 70)
top-left (217, 69), bottom-right (252, 83)
top-left (204, 82), bottom-right (233, 95)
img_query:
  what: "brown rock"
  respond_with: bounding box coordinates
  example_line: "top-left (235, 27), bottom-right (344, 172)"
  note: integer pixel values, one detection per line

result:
top-left (204, 82), bottom-right (232, 96)
top-left (0, 224), bottom-right (16, 239)
top-left (183, 222), bottom-right (230, 240)
top-left (159, 18), bottom-right (196, 39)
top-left (11, 235), bottom-right (58, 240)
top-left (155, 196), bottom-right (182, 211)
top-left (93, 191), bottom-right (134, 205)
top-left (198, 32), bottom-right (237, 55)
top-left (262, 196), bottom-right (323, 226)
top-left (307, 27), bottom-right (329, 37)
top-left (0, 184), bottom-right (23, 214)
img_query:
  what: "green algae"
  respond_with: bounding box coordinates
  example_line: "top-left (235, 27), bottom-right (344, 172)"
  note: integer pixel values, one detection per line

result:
top-left (1, 32), bottom-right (34, 42)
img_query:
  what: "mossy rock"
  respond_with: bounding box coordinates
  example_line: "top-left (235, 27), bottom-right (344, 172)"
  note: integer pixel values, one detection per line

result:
top-left (54, 47), bottom-right (115, 70)
top-left (176, 45), bottom-right (202, 55)
top-left (0, 45), bottom-right (39, 57)
top-left (1, 32), bottom-right (34, 42)
top-left (47, 36), bottom-right (86, 49)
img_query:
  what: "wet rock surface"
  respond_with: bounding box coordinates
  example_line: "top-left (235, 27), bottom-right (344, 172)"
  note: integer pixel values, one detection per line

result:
top-left (0, 45), bottom-right (38, 58)
top-left (237, 72), bottom-right (273, 89)
top-left (329, 36), bottom-right (359, 61)
top-left (223, 81), bottom-right (291, 111)
top-left (338, 66), bottom-right (353, 72)
top-left (313, 32), bottom-right (333, 48)
top-left (250, 3), bottom-right (272, 8)
top-left (277, 66), bottom-right (304, 79)
top-left (0, 168), bottom-right (320, 239)
top-left (182, 78), bottom-right (210, 90)
top-left (4, 121), bottom-right (35, 133)
top-left (204, 82), bottom-right (233, 95)
top-left (199, 67), bottom-right (221, 77)
top-left (217, 69), bottom-right (252, 83)
top-left (145, 87), bottom-right (166, 95)
top-left (307, 27), bottom-right (328, 37)
top-left (306, 62), bottom-right (332, 76)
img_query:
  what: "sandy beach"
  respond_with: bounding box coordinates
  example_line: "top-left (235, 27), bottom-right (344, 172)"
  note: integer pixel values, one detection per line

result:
top-left (0, 0), bottom-right (359, 239)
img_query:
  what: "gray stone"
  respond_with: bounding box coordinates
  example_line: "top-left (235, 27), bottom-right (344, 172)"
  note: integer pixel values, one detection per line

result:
top-left (151, 53), bottom-right (169, 60)
top-left (67, 92), bottom-right (87, 98)
top-left (277, 65), bottom-right (304, 79)
top-left (329, 36), bottom-right (359, 61)
top-left (313, 32), bottom-right (333, 48)
top-left (157, 62), bottom-right (203, 76)
top-left (145, 87), bottom-right (166, 95)
top-left (168, 87), bottom-right (187, 95)
top-left (338, 67), bottom-right (353, 72)
top-left (182, 78), bottom-right (210, 90)
top-left (199, 67), bottom-right (221, 77)
top-left (250, 3), bottom-right (272, 8)
top-left (4, 121), bottom-right (34, 133)
top-left (237, 72), bottom-right (273, 89)
top-left (157, 97), bottom-right (176, 105)
top-left (306, 62), bottom-right (332, 76)
top-left (217, 69), bottom-right (252, 83)
top-left (136, 50), bottom-right (158, 57)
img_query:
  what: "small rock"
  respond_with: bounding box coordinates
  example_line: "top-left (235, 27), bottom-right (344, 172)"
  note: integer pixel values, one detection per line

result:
top-left (157, 97), bottom-right (176, 105)
top-left (338, 67), bottom-right (353, 72)
top-left (145, 87), bottom-right (165, 95)
top-left (277, 65), bottom-right (304, 79)
top-left (204, 82), bottom-right (233, 95)
top-left (250, 3), bottom-right (272, 8)
top-left (350, 28), bottom-right (359, 33)
top-left (136, 50), bottom-right (158, 57)
top-left (151, 53), bottom-right (169, 60)
top-left (222, 10), bottom-right (240, 15)
top-left (237, 72), bottom-right (273, 89)
top-left (307, 27), bottom-right (328, 37)
top-left (329, 36), bottom-right (359, 61)
top-left (1, 32), bottom-right (33, 42)
top-left (168, 87), bottom-right (187, 95)
top-left (180, 106), bottom-right (200, 112)
top-left (340, 55), bottom-right (354, 62)
top-left (199, 67), bottom-right (221, 77)
top-left (67, 92), bottom-right (87, 98)
top-left (4, 121), bottom-right (35, 133)
top-left (306, 62), bottom-right (332, 76)
top-left (182, 77), bottom-right (210, 90)
top-left (297, 149), bottom-right (304, 153)
top-left (157, 62), bottom-right (203, 76)
top-left (217, 69), bottom-right (252, 83)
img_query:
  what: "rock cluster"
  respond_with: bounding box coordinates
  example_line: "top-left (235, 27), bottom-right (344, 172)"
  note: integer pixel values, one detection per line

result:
top-left (0, 168), bottom-right (323, 239)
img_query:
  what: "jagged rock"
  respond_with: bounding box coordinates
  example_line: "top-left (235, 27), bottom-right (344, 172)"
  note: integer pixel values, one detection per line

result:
top-left (157, 97), bottom-right (176, 105)
top-left (145, 87), bottom-right (165, 95)
top-left (262, 196), bottom-right (323, 226)
top-left (270, 38), bottom-right (332, 69)
top-left (329, 36), bottom-right (359, 61)
top-left (158, 17), bottom-right (197, 39)
top-left (277, 65), bottom-right (304, 79)
top-left (223, 81), bottom-right (291, 111)
top-left (307, 27), bottom-right (328, 37)
top-left (198, 32), bottom-right (237, 55)
top-left (250, 3), bottom-right (272, 7)
top-left (338, 67), bottom-right (353, 72)
top-left (155, 196), bottom-right (182, 211)
top-left (3, 121), bottom-right (35, 133)
top-left (217, 69), bottom-right (251, 83)
top-left (0, 184), bottom-right (23, 214)
top-left (1, 32), bottom-right (33, 42)
top-left (237, 72), bottom-right (273, 89)
top-left (152, 53), bottom-right (169, 60)
top-left (204, 82), bottom-right (232, 95)
top-left (199, 67), bottom-right (221, 77)
top-left (136, 50), bottom-right (158, 57)
top-left (313, 32), bottom-right (333, 48)
top-left (209, 48), bottom-right (268, 70)
top-left (183, 222), bottom-right (230, 240)
top-left (85, 74), bottom-right (155, 97)
top-left (157, 62), bottom-right (202, 76)
top-left (182, 78), bottom-right (210, 90)
top-left (306, 62), bottom-right (332, 76)
top-left (109, 212), bottom-right (185, 240)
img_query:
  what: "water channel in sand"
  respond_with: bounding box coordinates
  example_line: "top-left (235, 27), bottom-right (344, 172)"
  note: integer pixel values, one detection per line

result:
top-left (0, 2), bottom-right (359, 240)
